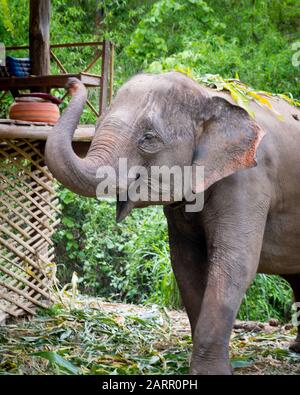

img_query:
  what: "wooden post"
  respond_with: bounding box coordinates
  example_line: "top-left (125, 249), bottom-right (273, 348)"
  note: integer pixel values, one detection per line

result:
top-left (29, 0), bottom-right (51, 78)
top-left (109, 43), bottom-right (114, 105)
top-left (100, 40), bottom-right (110, 115)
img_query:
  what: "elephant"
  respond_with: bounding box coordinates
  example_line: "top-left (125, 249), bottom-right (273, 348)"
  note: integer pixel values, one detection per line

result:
top-left (45, 72), bottom-right (300, 375)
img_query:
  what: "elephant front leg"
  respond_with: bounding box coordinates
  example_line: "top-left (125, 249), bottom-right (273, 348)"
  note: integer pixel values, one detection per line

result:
top-left (166, 218), bottom-right (209, 336)
top-left (190, 214), bottom-right (267, 375)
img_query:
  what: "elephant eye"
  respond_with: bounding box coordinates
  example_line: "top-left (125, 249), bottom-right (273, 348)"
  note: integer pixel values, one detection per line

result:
top-left (144, 131), bottom-right (155, 140)
top-left (138, 130), bottom-right (163, 154)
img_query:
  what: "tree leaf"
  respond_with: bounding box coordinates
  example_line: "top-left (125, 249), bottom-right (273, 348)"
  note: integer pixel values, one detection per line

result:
top-left (249, 91), bottom-right (273, 109)
top-left (231, 358), bottom-right (253, 369)
top-left (32, 351), bottom-right (79, 375)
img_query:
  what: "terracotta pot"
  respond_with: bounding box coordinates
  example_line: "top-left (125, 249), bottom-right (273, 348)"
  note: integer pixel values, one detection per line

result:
top-left (9, 98), bottom-right (60, 125)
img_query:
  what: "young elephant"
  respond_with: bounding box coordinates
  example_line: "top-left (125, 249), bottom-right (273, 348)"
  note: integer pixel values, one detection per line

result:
top-left (45, 72), bottom-right (300, 374)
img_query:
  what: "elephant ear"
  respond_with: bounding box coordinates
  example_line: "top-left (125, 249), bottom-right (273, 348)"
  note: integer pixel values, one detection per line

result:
top-left (192, 96), bottom-right (266, 193)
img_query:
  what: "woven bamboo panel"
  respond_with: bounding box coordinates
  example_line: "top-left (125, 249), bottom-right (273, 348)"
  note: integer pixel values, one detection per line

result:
top-left (0, 138), bottom-right (60, 318)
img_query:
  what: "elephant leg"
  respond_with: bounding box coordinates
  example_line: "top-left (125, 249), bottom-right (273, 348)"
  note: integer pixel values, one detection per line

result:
top-left (190, 203), bottom-right (268, 375)
top-left (166, 214), bottom-right (209, 336)
top-left (281, 274), bottom-right (300, 353)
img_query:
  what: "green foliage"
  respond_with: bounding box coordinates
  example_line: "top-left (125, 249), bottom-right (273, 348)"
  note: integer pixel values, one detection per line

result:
top-left (239, 275), bottom-right (292, 322)
top-left (126, 0), bottom-right (216, 63)
top-left (0, 0), bottom-right (14, 34)
top-left (103, 0), bottom-right (300, 98)
top-left (54, 189), bottom-right (180, 308)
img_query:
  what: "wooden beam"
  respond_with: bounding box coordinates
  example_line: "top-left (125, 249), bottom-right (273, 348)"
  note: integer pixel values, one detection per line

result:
top-left (50, 50), bottom-right (68, 74)
top-left (50, 41), bottom-right (103, 49)
top-left (0, 73), bottom-right (101, 90)
top-left (0, 122), bottom-right (95, 141)
top-left (84, 50), bottom-right (102, 72)
top-left (7, 41), bottom-right (104, 51)
top-left (29, 0), bottom-right (51, 78)
top-left (86, 100), bottom-right (100, 117)
top-left (100, 40), bottom-right (110, 115)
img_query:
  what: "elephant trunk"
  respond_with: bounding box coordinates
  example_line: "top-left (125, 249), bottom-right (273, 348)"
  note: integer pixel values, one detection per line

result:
top-left (45, 78), bottom-right (115, 197)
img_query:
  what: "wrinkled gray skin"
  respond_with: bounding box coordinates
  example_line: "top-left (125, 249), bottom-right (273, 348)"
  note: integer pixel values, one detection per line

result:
top-left (46, 72), bottom-right (300, 374)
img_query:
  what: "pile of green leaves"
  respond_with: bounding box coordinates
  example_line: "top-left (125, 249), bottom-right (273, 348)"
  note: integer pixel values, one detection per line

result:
top-left (1, 300), bottom-right (299, 375)
top-left (0, 303), bottom-right (191, 375)
top-left (160, 70), bottom-right (299, 119)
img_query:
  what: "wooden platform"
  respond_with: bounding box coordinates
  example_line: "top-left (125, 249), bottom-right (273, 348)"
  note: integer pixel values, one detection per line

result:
top-left (0, 119), bottom-right (95, 141)
top-left (0, 72), bottom-right (101, 91)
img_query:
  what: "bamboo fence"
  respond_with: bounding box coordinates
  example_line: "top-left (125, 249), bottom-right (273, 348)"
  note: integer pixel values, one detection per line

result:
top-left (0, 137), bottom-right (60, 318)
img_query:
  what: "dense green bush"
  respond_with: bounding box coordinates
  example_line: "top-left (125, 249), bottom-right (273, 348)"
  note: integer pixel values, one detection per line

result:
top-left (54, 188), bottom-right (180, 308)
top-left (239, 275), bottom-right (292, 321)
top-left (104, 0), bottom-right (299, 98)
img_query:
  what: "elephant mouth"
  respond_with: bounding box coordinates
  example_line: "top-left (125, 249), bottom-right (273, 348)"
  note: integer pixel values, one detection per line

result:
top-left (115, 176), bottom-right (150, 222)
top-left (116, 193), bottom-right (154, 222)
top-left (115, 174), bottom-right (183, 222)
top-left (116, 196), bottom-right (135, 223)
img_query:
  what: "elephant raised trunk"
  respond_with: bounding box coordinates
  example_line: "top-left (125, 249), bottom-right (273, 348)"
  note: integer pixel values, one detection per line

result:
top-left (45, 79), bottom-right (116, 197)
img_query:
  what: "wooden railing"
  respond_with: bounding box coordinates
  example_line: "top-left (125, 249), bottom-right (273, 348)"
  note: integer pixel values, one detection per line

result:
top-left (3, 40), bottom-right (114, 117)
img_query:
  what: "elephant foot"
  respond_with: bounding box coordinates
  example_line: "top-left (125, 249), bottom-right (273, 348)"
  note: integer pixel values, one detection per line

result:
top-left (190, 365), bottom-right (233, 375)
top-left (289, 340), bottom-right (300, 353)
top-left (190, 358), bottom-right (233, 375)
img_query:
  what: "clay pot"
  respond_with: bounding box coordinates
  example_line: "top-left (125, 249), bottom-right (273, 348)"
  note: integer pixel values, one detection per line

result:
top-left (9, 98), bottom-right (60, 125)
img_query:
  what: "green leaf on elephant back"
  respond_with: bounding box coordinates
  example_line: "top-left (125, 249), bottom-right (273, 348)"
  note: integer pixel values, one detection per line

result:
top-left (183, 73), bottom-right (298, 119)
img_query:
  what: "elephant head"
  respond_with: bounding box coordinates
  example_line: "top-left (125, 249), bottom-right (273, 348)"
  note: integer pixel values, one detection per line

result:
top-left (45, 72), bottom-right (265, 221)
